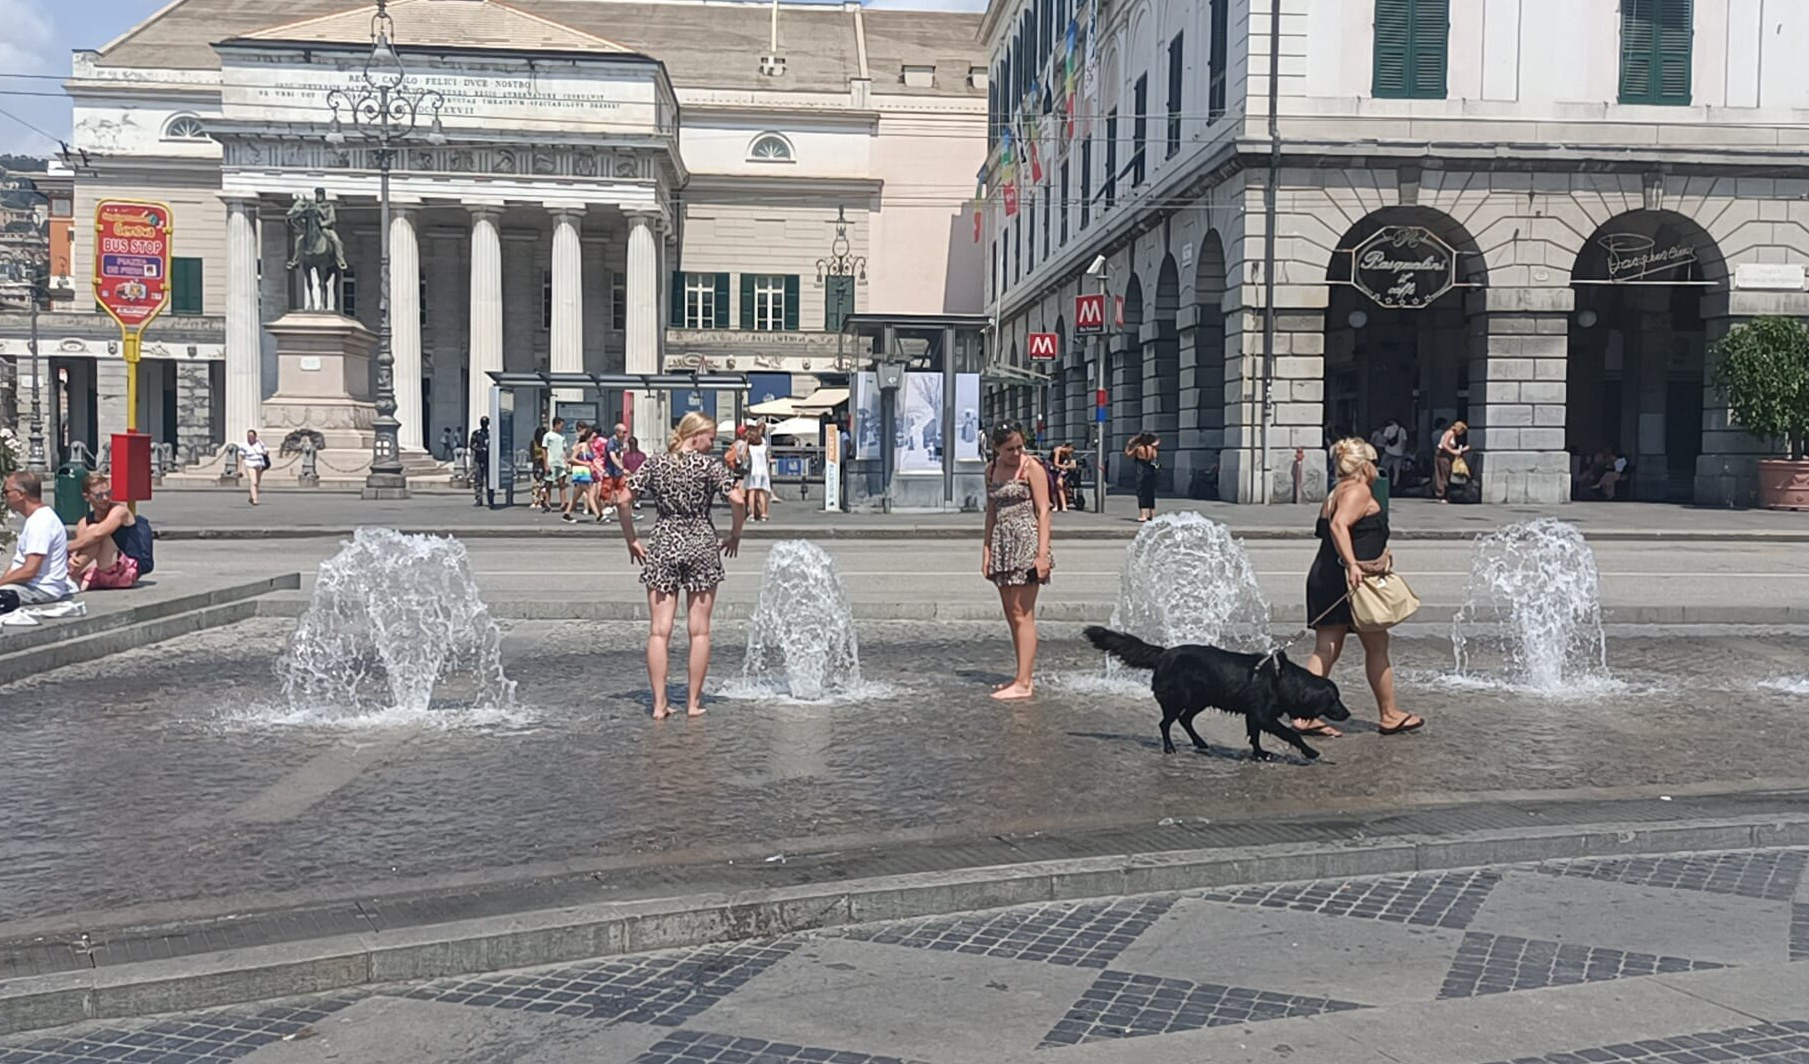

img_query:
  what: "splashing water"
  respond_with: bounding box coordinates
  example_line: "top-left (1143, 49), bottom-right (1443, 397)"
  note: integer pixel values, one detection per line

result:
top-left (1061, 514), bottom-right (1270, 693)
top-left (735, 540), bottom-right (864, 701)
top-left (1451, 518), bottom-right (1610, 693)
top-left (275, 528), bottom-right (516, 718)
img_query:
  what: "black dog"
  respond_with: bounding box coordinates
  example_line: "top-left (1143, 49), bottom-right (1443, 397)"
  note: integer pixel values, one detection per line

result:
top-left (1084, 626), bottom-right (1352, 761)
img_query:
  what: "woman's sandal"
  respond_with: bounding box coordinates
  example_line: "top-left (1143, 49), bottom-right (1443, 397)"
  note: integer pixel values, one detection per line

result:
top-left (1378, 714), bottom-right (1425, 736)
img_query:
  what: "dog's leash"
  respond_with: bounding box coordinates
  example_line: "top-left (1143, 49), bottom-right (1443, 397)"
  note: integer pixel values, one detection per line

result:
top-left (1256, 589), bottom-right (1356, 673)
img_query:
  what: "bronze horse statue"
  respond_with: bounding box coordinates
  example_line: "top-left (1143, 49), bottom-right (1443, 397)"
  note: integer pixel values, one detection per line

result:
top-left (286, 191), bottom-right (347, 313)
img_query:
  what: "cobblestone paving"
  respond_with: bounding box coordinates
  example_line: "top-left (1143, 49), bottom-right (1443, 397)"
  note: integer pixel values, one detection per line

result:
top-left (5, 849), bottom-right (1807, 1062)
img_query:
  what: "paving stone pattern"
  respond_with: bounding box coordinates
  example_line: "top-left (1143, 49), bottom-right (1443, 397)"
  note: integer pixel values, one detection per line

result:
top-left (0, 999), bottom-right (356, 1063)
top-left (1200, 868), bottom-right (1503, 929)
top-left (1533, 850), bottom-right (1809, 902)
top-left (1038, 970), bottom-right (1366, 1048)
top-left (1791, 904), bottom-right (1809, 964)
top-left (837, 896), bottom-right (1174, 969)
top-left (1439, 932), bottom-right (1726, 999)
top-left (396, 941), bottom-right (799, 1026)
top-left (1477, 1020), bottom-right (1809, 1064)
top-left (631, 1030), bottom-right (925, 1064)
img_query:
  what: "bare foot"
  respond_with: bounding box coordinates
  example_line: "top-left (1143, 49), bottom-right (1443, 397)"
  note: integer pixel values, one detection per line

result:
top-left (686, 705), bottom-right (708, 718)
top-left (1292, 718), bottom-right (1344, 738)
top-left (990, 682), bottom-right (1035, 701)
top-left (652, 705), bottom-right (672, 721)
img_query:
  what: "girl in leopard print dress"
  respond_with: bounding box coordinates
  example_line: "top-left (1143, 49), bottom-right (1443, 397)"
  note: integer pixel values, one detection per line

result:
top-left (615, 412), bottom-right (748, 719)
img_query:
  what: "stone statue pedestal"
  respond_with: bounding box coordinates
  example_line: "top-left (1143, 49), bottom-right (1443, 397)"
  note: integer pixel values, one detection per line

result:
top-left (259, 311), bottom-right (378, 458)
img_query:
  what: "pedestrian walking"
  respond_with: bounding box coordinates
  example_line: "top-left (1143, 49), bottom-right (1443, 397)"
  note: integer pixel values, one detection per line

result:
top-left (614, 411), bottom-right (748, 720)
top-left (1050, 442), bottom-right (1077, 512)
top-left (1292, 437), bottom-right (1424, 738)
top-left (623, 435), bottom-right (647, 509)
top-left (982, 422), bottom-right (1053, 701)
top-left (543, 417), bottom-right (571, 520)
top-left (566, 427), bottom-right (598, 522)
top-left (1126, 432), bottom-right (1161, 521)
top-left (742, 423), bottom-right (773, 521)
top-left (468, 416), bottom-right (492, 508)
top-left (1372, 418), bottom-right (1408, 485)
top-left (529, 422), bottom-right (550, 512)
top-left (242, 429), bottom-right (270, 506)
top-left (1434, 419), bottom-right (1469, 503)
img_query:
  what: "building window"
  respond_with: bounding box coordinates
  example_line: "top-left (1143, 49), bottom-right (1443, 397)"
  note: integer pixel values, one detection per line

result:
top-left (419, 276), bottom-right (428, 329)
top-left (675, 271), bottom-right (730, 329)
top-left (169, 256), bottom-right (203, 315)
top-left (540, 269), bottom-right (554, 330)
top-left (341, 267), bottom-right (357, 316)
top-left (1373, 0), bottom-right (1449, 99)
top-left (1620, 0), bottom-right (1693, 105)
top-left (1042, 182), bottom-right (1051, 259)
top-left (1130, 74), bottom-right (1148, 187)
top-left (1209, 0), bottom-right (1229, 118)
top-left (1103, 109), bottom-right (1118, 208)
top-left (748, 133), bottom-right (794, 162)
top-left (1080, 137), bottom-right (1092, 228)
top-left (162, 114), bottom-right (208, 141)
top-left (611, 271), bottom-right (626, 330)
top-left (740, 273), bottom-right (798, 331)
top-left (902, 65), bottom-right (935, 88)
top-left (1166, 33), bottom-right (1184, 158)
top-left (825, 274), bottom-right (855, 332)
top-left (1059, 159), bottom-right (1070, 244)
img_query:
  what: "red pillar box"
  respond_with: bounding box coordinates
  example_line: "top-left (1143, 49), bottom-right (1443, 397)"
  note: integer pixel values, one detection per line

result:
top-left (111, 431), bottom-right (154, 503)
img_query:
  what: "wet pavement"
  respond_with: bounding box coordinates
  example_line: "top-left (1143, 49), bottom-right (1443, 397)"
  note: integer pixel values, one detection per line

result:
top-left (5, 846), bottom-right (1809, 1062)
top-left (2, 621), bottom-right (1807, 931)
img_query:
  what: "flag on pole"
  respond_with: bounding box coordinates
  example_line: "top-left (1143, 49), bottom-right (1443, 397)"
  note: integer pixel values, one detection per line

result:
top-left (1024, 107), bottom-right (1044, 183)
top-left (972, 163), bottom-right (986, 243)
top-left (1064, 19), bottom-right (1079, 138)
top-left (1000, 128), bottom-right (1018, 217)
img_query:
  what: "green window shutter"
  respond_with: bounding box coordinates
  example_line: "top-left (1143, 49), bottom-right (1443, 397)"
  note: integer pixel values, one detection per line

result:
top-left (783, 275), bottom-right (800, 331)
top-left (1655, 0), bottom-right (1693, 104)
top-left (1622, 0), bottom-right (1692, 104)
top-left (1372, 0), bottom-right (1411, 98)
top-left (1409, 0), bottom-right (1448, 99)
top-left (1620, 0), bottom-right (1657, 101)
top-left (713, 273), bottom-right (731, 329)
top-left (170, 257), bottom-right (203, 315)
top-left (739, 274), bottom-right (755, 331)
top-left (669, 270), bottom-right (685, 326)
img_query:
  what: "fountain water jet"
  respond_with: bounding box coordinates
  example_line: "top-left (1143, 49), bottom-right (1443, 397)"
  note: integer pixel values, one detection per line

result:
top-left (737, 540), bottom-right (863, 701)
top-left (1452, 518), bottom-right (1610, 693)
top-left (276, 528), bottom-right (516, 718)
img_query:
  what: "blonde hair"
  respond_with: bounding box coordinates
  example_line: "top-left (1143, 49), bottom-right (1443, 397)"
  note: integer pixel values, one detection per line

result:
top-left (1332, 437), bottom-right (1378, 480)
top-left (669, 411), bottom-right (717, 453)
top-left (1450, 419), bottom-right (1468, 435)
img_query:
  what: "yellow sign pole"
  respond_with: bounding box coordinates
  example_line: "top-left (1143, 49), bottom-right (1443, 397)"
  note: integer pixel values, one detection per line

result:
top-left (123, 330), bottom-right (140, 434)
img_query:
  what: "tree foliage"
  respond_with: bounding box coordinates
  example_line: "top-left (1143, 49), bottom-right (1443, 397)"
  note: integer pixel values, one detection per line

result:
top-left (1711, 315), bottom-right (1809, 461)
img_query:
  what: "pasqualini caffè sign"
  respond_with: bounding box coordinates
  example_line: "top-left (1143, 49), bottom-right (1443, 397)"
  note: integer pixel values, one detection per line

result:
top-left (1350, 226), bottom-right (1458, 309)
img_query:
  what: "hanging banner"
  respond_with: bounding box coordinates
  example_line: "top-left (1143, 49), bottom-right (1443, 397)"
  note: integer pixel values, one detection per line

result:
top-left (1350, 225), bottom-right (1457, 309)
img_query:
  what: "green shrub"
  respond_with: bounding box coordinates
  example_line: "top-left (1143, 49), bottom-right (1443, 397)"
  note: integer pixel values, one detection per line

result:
top-left (1711, 315), bottom-right (1809, 461)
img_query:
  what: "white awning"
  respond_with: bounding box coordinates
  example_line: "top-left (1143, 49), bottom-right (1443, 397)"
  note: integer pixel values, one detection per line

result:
top-left (747, 396), bottom-right (798, 417)
top-left (793, 387), bottom-right (849, 413)
top-left (766, 416), bottom-right (823, 440)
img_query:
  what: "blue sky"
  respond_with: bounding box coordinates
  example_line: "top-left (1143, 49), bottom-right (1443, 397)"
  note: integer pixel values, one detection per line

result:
top-left (0, 0), bottom-right (985, 157)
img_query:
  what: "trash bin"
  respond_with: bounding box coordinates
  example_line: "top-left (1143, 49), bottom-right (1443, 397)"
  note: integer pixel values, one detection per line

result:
top-left (54, 461), bottom-right (90, 524)
top-left (1372, 471), bottom-right (1391, 521)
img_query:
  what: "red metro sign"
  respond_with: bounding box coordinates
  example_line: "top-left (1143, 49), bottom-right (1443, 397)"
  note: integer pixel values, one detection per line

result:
top-left (1074, 293), bottom-right (1106, 334)
top-left (1027, 332), bottom-right (1059, 360)
top-left (93, 200), bottom-right (173, 332)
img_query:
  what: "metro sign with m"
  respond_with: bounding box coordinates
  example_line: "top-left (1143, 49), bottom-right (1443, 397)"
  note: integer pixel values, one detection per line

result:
top-left (1074, 293), bottom-right (1107, 334)
top-left (1027, 332), bottom-right (1059, 361)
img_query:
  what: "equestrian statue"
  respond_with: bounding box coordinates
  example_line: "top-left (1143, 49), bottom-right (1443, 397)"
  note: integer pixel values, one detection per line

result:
top-left (286, 188), bottom-right (348, 313)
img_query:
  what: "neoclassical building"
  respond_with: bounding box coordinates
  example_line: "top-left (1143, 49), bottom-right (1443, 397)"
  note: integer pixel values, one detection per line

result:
top-left (982, 0), bottom-right (1809, 505)
top-left (0, 0), bottom-right (984, 464)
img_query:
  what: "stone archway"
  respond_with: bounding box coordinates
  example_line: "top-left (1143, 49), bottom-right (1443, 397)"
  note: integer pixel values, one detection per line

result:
top-left (1180, 232), bottom-right (1228, 498)
top-left (1142, 255), bottom-right (1182, 490)
top-left (1324, 206), bottom-right (1489, 499)
top-left (1112, 271), bottom-right (1144, 485)
top-left (1568, 210), bottom-right (1728, 502)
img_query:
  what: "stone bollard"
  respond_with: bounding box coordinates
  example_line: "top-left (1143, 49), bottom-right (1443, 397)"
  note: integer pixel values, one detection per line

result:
top-left (218, 443), bottom-right (243, 487)
top-left (299, 441), bottom-right (320, 488)
top-left (450, 445), bottom-right (471, 489)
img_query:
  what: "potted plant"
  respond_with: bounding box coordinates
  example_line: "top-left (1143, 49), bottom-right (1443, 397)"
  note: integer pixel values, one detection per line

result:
top-left (1711, 315), bottom-right (1809, 510)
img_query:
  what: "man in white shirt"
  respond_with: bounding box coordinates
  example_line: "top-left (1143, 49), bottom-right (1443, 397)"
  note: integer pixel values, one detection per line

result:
top-left (1, 471), bottom-right (77, 614)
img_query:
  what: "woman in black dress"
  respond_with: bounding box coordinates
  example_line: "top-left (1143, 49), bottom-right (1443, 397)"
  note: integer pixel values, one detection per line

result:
top-left (1294, 438), bottom-right (1425, 738)
top-left (615, 411), bottom-right (748, 720)
top-left (1126, 433), bottom-right (1160, 521)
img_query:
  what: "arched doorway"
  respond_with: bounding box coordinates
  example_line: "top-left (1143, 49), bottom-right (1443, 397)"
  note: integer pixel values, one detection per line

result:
top-left (1325, 207), bottom-right (1489, 482)
top-left (1144, 255), bottom-right (1182, 490)
top-left (1112, 272), bottom-right (1144, 485)
top-left (1186, 232), bottom-right (1228, 499)
top-left (1567, 211), bottom-right (1726, 502)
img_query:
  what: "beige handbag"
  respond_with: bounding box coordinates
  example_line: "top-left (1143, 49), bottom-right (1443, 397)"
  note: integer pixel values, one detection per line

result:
top-left (1348, 552), bottom-right (1421, 632)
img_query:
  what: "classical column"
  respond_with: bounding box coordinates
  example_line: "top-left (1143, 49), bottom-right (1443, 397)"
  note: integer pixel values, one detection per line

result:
top-left (224, 197), bottom-right (262, 438)
top-left (389, 206), bottom-right (423, 451)
top-left (549, 208), bottom-right (584, 402)
top-left (466, 207), bottom-right (504, 435)
top-left (1469, 287), bottom-right (1573, 505)
top-left (624, 210), bottom-right (662, 433)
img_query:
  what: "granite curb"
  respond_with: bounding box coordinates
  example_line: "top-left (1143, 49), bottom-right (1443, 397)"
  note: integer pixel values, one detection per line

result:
top-left (3, 814), bottom-right (1806, 1037)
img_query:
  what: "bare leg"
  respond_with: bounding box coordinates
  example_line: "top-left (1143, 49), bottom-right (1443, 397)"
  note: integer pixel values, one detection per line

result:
top-left (1294, 626), bottom-right (1347, 734)
top-left (684, 588), bottom-right (716, 716)
top-left (248, 466), bottom-right (261, 505)
top-left (1356, 628), bottom-right (1419, 731)
top-left (646, 588), bottom-right (679, 719)
top-left (992, 584), bottom-right (1039, 700)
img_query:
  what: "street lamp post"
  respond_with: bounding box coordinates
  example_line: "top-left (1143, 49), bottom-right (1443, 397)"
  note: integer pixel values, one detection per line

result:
top-left (324, 0), bottom-right (444, 500)
top-left (0, 172), bottom-right (51, 472)
top-left (815, 205), bottom-right (867, 370)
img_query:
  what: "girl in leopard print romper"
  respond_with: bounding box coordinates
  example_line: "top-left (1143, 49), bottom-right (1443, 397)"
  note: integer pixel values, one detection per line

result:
top-left (615, 412), bottom-right (748, 719)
